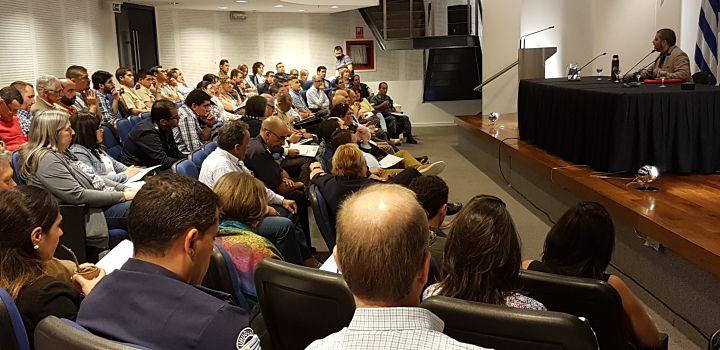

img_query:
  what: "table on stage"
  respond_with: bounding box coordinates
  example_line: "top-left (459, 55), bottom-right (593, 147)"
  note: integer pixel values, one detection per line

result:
top-left (518, 78), bottom-right (720, 173)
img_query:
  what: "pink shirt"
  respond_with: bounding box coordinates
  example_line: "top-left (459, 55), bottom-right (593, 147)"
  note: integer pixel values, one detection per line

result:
top-left (0, 114), bottom-right (28, 151)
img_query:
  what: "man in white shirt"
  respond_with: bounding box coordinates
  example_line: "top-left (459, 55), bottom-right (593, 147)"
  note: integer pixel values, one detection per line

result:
top-left (307, 185), bottom-right (486, 350)
top-left (306, 76), bottom-right (330, 113)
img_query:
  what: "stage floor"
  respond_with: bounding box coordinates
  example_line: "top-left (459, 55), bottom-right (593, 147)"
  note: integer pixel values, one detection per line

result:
top-left (456, 114), bottom-right (720, 278)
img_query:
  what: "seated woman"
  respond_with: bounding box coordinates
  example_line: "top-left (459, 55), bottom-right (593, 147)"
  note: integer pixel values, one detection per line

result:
top-left (423, 195), bottom-right (546, 311)
top-left (522, 202), bottom-right (661, 349)
top-left (240, 95), bottom-right (268, 138)
top-left (213, 172), bottom-right (319, 270)
top-left (20, 110), bottom-right (136, 250)
top-left (0, 186), bottom-right (104, 345)
top-left (69, 112), bottom-right (141, 184)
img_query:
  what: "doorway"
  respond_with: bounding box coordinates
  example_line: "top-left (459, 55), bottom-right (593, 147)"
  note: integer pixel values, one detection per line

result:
top-left (115, 3), bottom-right (159, 73)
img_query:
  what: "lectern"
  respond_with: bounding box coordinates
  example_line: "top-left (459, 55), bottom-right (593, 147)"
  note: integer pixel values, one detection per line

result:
top-left (518, 47), bottom-right (557, 80)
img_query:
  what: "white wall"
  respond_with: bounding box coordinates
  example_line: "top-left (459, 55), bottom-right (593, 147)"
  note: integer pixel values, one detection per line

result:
top-left (0, 0), bottom-right (119, 86)
top-left (482, 0), bottom-right (521, 115)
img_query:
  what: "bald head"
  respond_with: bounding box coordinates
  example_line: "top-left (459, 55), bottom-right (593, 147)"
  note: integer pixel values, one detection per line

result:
top-left (336, 184), bottom-right (430, 304)
top-left (261, 115), bottom-right (286, 132)
top-left (332, 95), bottom-right (347, 108)
top-left (260, 115), bottom-right (291, 148)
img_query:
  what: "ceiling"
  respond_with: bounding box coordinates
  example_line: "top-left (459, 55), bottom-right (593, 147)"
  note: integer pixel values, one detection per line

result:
top-left (125, 0), bottom-right (378, 13)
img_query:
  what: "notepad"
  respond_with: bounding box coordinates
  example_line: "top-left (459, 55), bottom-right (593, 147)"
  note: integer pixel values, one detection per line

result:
top-left (378, 154), bottom-right (403, 169)
top-left (290, 144), bottom-right (319, 157)
top-left (96, 240), bottom-right (134, 274)
top-left (125, 165), bottom-right (161, 184)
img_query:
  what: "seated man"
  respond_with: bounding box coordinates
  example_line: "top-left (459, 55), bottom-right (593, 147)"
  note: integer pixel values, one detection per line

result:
top-left (91, 70), bottom-right (119, 124)
top-left (288, 78), bottom-right (313, 119)
top-left (174, 89), bottom-right (213, 155)
top-left (134, 70), bottom-right (158, 110)
top-left (350, 74), bottom-right (372, 99)
top-left (632, 28), bottom-right (691, 82)
top-left (274, 62), bottom-right (291, 82)
top-left (316, 65), bottom-right (334, 90)
top-left (77, 174), bottom-right (255, 349)
top-left (30, 75), bottom-right (63, 116)
top-left (151, 65), bottom-right (182, 102)
top-left (245, 116), bottom-right (312, 251)
top-left (0, 86), bottom-right (28, 151)
top-left (369, 82), bottom-right (416, 144)
top-left (409, 175), bottom-right (449, 264)
top-left (307, 184), bottom-right (485, 350)
top-left (257, 71), bottom-right (274, 95)
top-left (10, 81), bottom-right (35, 135)
top-left (66, 65), bottom-right (99, 115)
top-left (116, 68), bottom-right (149, 116)
top-left (306, 76), bottom-right (330, 113)
top-left (120, 99), bottom-right (184, 170)
top-left (0, 141), bottom-right (16, 190)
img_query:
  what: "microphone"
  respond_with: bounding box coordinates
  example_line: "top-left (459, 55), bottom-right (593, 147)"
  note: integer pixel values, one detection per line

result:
top-left (520, 26), bottom-right (555, 48)
top-left (625, 50), bottom-right (657, 75)
top-left (577, 52), bottom-right (608, 73)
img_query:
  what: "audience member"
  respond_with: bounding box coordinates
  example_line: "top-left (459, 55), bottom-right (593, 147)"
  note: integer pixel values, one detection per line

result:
top-left (257, 70), bottom-right (274, 94)
top-left (174, 89), bottom-right (213, 155)
top-left (275, 62), bottom-right (290, 81)
top-left (0, 142), bottom-right (16, 190)
top-left (334, 45), bottom-right (353, 74)
top-left (197, 79), bottom-right (231, 123)
top-left (214, 172), bottom-right (318, 268)
top-left (120, 99), bottom-right (184, 170)
top-left (20, 110), bottom-right (135, 249)
top-left (307, 76), bottom-right (330, 112)
top-left (249, 61), bottom-right (264, 87)
top-left (299, 69), bottom-right (309, 85)
top-left (0, 86), bottom-right (28, 151)
top-left (91, 70), bottom-right (119, 123)
top-left (151, 65), bottom-right (182, 102)
top-left (58, 78), bottom-right (80, 116)
top-left (134, 70), bottom-right (157, 109)
top-left (10, 81), bottom-right (35, 135)
top-left (289, 69), bottom-right (299, 80)
top-left (218, 77), bottom-right (242, 112)
top-left (69, 112), bottom-right (140, 183)
top-left (409, 175), bottom-right (449, 264)
top-left (218, 58), bottom-right (230, 79)
top-left (66, 65), bottom-right (99, 115)
top-left (351, 74), bottom-right (372, 99)
top-left (275, 93), bottom-right (299, 128)
top-left (240, 95), bottom-right (268, 138)
top-left (30, 75), bottom-right (63, 116)
top-left (116, 68), bottom-right (149, 116)
top-left (522, 202), bottom-right (661, 349)
top-left (0, 186), bottom-right (105, 345)
top-left (423, 195), bottom-right (545, 310)
top-left (316, 66), bottom-right (333, 89)
top-left (308, 184), bottom-right (485, 350)
top-left (77, 175), bottom-right (255, 349)
top-left (289, 78), bottom-right (313, 119)
top-left (168, 68), bottom-right (194, 97)
top-left (370, 82), bottom-right (416, 143)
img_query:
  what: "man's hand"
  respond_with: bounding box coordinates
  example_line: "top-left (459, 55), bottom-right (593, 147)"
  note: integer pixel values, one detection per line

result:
top-left (287, 148), bottom-right (300, 157)
top-left (111, 87), bottom-right (120, 99)
top-left (266, 206), bottom-right (280, 216)
top-left (85, 89), bottom-right (98, 107)
top-left (282, 199), bottom-right (297, 214)
top-left (288, 133), bottom-right (302, 144)
top-left (201, 126), bottom-right (212, 141)
top-left (282, 177), bottom-right (296, 188)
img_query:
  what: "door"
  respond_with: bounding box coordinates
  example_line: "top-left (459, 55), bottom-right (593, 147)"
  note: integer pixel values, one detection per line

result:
top-left (115, 3), bottom-right (159, 72)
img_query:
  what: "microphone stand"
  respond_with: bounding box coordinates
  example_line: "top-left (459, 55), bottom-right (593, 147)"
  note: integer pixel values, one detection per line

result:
top-left (625, 50), bottom-right (657, 77)
top-left (578, 52), bottom-right (608, 73)
top-left (519, 26), bottom-right (555, 48)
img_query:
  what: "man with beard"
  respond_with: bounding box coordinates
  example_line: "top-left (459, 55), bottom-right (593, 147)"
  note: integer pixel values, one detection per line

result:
top-left (65, 65), bottom-right (98, 115)
top-left (30, 75), bottom-right (64, 116)
top-left (57, 79), bottom-right (80, 117)
top-left (334, 46), bottom-right (353, 75)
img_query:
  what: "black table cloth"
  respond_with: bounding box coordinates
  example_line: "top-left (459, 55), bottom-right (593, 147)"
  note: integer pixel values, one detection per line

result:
top-left (518, 78), bottom-right (720, 173)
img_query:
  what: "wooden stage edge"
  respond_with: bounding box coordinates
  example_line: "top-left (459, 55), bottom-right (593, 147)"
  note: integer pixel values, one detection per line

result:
top-left (456, 114), bottom-right (720, 278)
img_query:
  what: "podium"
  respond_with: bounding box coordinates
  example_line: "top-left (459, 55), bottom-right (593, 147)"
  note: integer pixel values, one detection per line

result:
top-left (518, 47), bottom-right (557, 80)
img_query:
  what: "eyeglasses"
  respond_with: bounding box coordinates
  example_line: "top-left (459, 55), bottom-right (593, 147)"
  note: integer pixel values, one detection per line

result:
top-left (263, 128), bottom-right (287, 140)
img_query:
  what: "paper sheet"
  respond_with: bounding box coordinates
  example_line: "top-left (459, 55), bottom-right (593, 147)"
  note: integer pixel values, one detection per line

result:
top-left (378, 154), bottom-right (403, 169)
top-left (125, 165), bottom-right (161, 183)
top-left (96, 240), bottom-right (134, 274)
top-left (289, 144), bottom-right (319, 157)
top-left (320, 254), bottom-right (341, 274)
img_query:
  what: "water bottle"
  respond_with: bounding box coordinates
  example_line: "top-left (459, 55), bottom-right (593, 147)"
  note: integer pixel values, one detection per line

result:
top-left (611, 55), bottom-right (620, 81)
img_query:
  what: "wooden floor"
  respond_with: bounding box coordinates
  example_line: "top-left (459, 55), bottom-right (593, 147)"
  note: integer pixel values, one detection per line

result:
top-left (456, 114), bottom-right (720, 278)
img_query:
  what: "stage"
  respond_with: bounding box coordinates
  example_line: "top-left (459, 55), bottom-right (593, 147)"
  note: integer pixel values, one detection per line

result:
top-left (455, 114), bottom-right (720, 345)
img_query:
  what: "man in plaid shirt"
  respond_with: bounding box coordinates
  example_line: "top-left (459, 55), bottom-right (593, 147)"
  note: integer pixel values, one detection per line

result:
top-left (307, 185), bottom-right (487, 350)
top-left (91, 70), bottom-right (120, 124)
top-left (173, 89), bottom-right (213, 155)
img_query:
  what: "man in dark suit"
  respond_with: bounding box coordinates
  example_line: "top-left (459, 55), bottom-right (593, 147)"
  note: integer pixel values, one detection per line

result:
top-left (119, 99), bottom-right (183, 170)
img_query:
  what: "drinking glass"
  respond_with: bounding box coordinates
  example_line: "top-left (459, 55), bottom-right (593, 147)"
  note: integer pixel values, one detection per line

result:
top-left (636, 72), bottom-right (642, 83)
top-left (659, 70), bottom-right (667, 88)
top-left (612, 66), bottom-right (621, 82)
top-left (596, 67), bottom-right (603, 80)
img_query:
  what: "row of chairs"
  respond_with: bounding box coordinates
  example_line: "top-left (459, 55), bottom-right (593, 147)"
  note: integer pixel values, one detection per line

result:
top-left (171, 142), bottom-right (218, 180)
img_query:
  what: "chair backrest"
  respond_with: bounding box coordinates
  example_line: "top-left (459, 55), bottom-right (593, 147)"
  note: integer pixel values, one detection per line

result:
top-left (254, 259), bottom-right (355, 350)
top-left (55, 205), bottom-right (88, 263)
top-left (204, 141), bottom-right (218, 154)
top-left (302, 80), bottom-right (313, 90)
top-left (692, 72), bottom-right (710, 85)
top-left (300, 90), bottom-right (308, 106)
top-left (0, 288), bottom-right (30, 350)
top-left (34, 316), bottom-right (146, 350)
top-left (101, 125), bottom-right (123, 160)
top-left (190, 149), bottom-right (208, 168)
top-left (309, 184), bottom-right (337, 250)
top-left (115, 118), bottom-right (133, 144)
top-left (421, 296), bottom-right (598, 350)
top-left (710, 329), bottom-right (720, 350)
top-left (171, 159), bottom-right (199, 180)
top-left (128, 114), bottom-right (143, 126)
top-left (518, 269), bottom-right (626, 350)
top-left (11, 151), bottom-right (25, 185)
top-left (201, 243), bottom-right (251, 311)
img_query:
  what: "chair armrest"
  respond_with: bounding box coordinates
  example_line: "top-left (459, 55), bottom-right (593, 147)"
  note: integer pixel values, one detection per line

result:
top-left (56, 204), bottom-right (88, 263)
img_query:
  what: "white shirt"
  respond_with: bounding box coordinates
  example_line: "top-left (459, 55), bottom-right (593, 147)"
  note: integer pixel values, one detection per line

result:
top-left (307, 307), bottom-right (488, 350)
top-left (306, 85), bottom-right (329, 110)
top-left (199, 148), bottom-right (284, 205)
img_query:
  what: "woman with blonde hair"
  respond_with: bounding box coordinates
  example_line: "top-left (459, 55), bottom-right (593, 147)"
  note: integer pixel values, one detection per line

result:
top-left (19, 110), bottom-right (135, 253)
top-left (0, 186), bottom-right (104, 344)
top-left (214, 173), bottom-right (318, 282)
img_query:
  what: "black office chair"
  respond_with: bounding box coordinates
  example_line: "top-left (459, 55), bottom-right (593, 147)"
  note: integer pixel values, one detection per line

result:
top-left (34, 316), bottom-right (147, 350)
top-left (0, 288), bottom-right (30, 350)
top-left (421, 295), bottom-right (598, 350)
top-left (201, 243), bottom-right (251, 311)
top-left (692, 72), bottom-right (711, 85)
top-left (254, 259), bottom-right (355, 350)
top-left (309, 184), bottom-right (336, 250)
top-left (518, 269), bottom-right (668, 350)
top-left (709, 329), bottom-right (720, 350)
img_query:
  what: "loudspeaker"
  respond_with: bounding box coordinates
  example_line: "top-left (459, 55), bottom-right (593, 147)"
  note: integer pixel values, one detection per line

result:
top-left (447, 5), bottom-right (469, 35)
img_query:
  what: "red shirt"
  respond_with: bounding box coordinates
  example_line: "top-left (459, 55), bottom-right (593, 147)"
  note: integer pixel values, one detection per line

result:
top-left (0, 114), bottom-right (28, 151)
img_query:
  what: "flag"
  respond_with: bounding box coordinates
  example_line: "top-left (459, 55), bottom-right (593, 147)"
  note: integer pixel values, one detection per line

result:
top-left (695, 0), bottom-right (720, 85)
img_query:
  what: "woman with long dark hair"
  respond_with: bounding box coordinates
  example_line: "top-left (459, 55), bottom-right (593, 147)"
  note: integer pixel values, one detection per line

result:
top-left (0, 187), bottom-right (104, 344)
top-left (423, 195), bottom-right (545, 310)
top-left (69, 112), bottom-right (140, 183)
top-left (522, 202), bottom-right (660, 348)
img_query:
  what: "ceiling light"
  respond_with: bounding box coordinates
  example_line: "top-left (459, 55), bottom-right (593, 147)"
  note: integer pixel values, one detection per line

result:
top-left (235, 0), bottom-right (247, 2)
top-left (274, 4), bottom-right (284, 7)
top-left (331, 5), bottom-right (339, 8)
top-left (298, 9), bottom-right (305, 12)
top-left (218, 6), bottom-right (228, 9)
top-left (168, 2), bottom-right (180, 4)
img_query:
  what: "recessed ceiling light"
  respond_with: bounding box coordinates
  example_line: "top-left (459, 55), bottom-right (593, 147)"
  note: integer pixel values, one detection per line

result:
top-left (274, 4), bottom-right (283, 7)
top-left (235, 0), bottom-right (247, 2)
top-left (298, 9), bottom-right (305, 12)
top-left (168, 2), bottom-right (180, 4)
top-left (331, 5), bottom-right (339, 8)
top-left (218, 6), bottom-right (228, 9)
